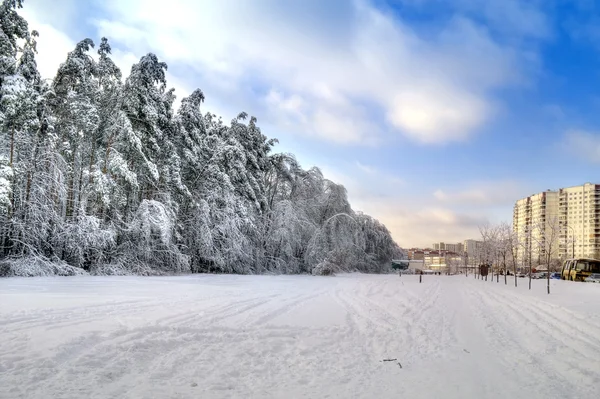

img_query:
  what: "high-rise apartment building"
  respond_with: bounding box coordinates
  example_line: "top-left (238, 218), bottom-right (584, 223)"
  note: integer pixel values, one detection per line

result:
top-left (463, 239), bottom-right (483, 263)
top-left (445, 243), bottom-right (464, 253)
top-left (557, 183), bottom-right (600, 259)
top-left (432, 242), bottom-right (463, 253)
top-left (513, 190), bottom-right (559, 263)
top-left (513, 183), bottom-right (600, 261)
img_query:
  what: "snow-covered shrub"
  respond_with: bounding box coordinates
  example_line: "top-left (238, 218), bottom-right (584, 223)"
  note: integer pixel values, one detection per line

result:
top-left (118, 200), bottom-right (190, 274)
top-left (57, 215), bottom-right (115, 269)
top-left (88, 262), bottom-right (131, 276)
top-left (312, 260), bottom-right (336, 276)
top-left (0, 256), bottom-right (88, 277)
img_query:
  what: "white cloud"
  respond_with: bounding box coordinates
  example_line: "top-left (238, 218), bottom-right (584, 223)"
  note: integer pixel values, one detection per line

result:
top-left (397, 0), bottom-right (551, 40)
top-left (388, 86), bottom-right (489, 143)
top-left (354, 161), bottom-right (404, 186)
top-left (475, 0), bottom-right (550, 39)
top-left (21, 5), bottom-right (76, 80)
top-left (355, 195), bottom-right (488, 247)
top-left (80, 0), bottom-right (534, 145)
top-left (433, 180), bottom-right (526, 206)
top-left (563, 130), bottom-right (600, 163)
top-left (320, 164), bottom-right (487, 247)
top-left (16, 0), bottom-right (541, 247)
top-left (356, 161), bottom-right (376, 174)
top-left (542, 104), bottom-right (565, 120)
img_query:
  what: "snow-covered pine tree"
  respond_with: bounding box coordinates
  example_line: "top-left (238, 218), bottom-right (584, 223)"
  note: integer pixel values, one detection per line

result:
top-left (0, 1), bottom-right (402, 276)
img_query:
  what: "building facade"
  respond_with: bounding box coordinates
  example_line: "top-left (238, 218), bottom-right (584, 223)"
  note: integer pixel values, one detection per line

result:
top-left (445, 243), bottom-right (464, 253)
top-left (557, 183), bottom-right (600, 259)
top-left (423, 253), bottom-right (462, 272)
top-left (463, 239), bottom-right (483, 263)
top-left (432, 242), bottom-right (463, 253)
top-left (513, 183), bottom-right (600, 262)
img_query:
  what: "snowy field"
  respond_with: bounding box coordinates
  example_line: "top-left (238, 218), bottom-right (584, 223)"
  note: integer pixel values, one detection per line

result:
top-left (1, 274), bottom-right (600, 399)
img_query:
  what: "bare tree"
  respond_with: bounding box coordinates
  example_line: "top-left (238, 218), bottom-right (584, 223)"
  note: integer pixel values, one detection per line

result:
top-left (507, 225), bottom-right (519, 287)
top-left (446, 254), bottom-right (463, 275)
top-left (496, 222), bottom-right (513, 285)
top-left (533, 215), bottom-right (561, 294)
top-left (517, 224), bottom-right (534, 289)
top-left (479, 223), bottom-right (499, 282)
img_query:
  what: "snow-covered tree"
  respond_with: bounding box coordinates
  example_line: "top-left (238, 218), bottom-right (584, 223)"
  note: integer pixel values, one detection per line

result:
top-left (0, 2), bottom-right (402, 276)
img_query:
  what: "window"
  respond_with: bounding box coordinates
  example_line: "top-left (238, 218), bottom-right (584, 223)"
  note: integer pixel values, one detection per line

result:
top-left (575, 261), bottom-right (586, 271)
top-left (575, 260), bottom-right (600, 272)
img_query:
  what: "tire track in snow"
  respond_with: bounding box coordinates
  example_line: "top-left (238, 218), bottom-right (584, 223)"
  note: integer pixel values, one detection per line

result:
top-left (153, 294), bottom-right (279, 328)
top-left (483, 287), bottom-right (600, 364)
top-left (247, 289), bottom-right (330, 327)
top-left (0, 299), bottom-right (155, 332)
top-left (465, 283), bottom-right (599, 397)
top-left (333, 278), bottom-right (451, 367)
top-left (486, 286), bottom-right (600, 347)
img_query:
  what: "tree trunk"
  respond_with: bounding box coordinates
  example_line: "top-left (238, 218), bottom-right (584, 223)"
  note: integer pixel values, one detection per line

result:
top-left (8, 127), bottom-right (16, 217)
top-left (76, 166), bottom-right (84, 217)
top-left (103, 132), bottom-right (115, 174)
top-left (528, 239), bottom-right (532, 290)
top-left (547, 255), bottom-right (551, 295)
top-left (9, 126), bottom-right (15, 167)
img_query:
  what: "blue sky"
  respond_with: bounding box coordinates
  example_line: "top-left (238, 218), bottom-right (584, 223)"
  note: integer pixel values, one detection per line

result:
top-left (20, 0), bottom-right (600, 247)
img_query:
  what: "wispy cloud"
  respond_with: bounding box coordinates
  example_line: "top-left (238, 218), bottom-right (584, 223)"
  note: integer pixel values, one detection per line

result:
top-left (19, 0), bottom-right (556, 248)
top-left (355, 161), bottom-right (377, 174)
top-left (395, 0), bottom-right (551, 40)
top-left (21, 2), bottom-right (76, 80)
top-left (433, 179), bottom-right (526, 206)
top-left (321, 165), bottom-right (493, 247)
top-left (74, 0), bottom-right (542, 145)
top-left (563, 129), bottom-right (600, 163)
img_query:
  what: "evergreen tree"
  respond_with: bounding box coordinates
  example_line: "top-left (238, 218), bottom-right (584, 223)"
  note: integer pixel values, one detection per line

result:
top-left (0, 1), bottom-right (402, 276)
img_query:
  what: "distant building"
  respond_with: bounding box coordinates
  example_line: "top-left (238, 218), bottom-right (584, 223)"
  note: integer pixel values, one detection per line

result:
top-left (423, 251), bottom-right (462, 272)
top-left (513, 190), bottom-right (559, 264)
top-left (557, 184), bottom-right (600, 259)
top-left (445, 243), bottom-right (464, 254)
top-left (513, 183), bottom-right (600, 261)
top-left (463, 239), bottom-right (483, 264)
top-left (432, 242), bottom-right (463, 254)
top-left (407, 249), bottom-right (425, 260)
top-left (408, 259), bottom-right (424, 272)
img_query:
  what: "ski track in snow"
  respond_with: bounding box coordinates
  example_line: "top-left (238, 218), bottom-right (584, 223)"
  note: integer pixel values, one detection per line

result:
top-left (1, 275), bottom-right (599, 398)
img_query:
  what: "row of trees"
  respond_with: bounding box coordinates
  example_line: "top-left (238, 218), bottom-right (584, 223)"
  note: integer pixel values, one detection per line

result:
top-left (0, 1), bottom-right (403, 276)
top-left (473, 218), bottom-right (564, 294)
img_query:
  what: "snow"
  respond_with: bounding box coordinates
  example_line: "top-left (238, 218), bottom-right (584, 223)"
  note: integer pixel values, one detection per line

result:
top-left (1, 274), bottom-right (600, 399)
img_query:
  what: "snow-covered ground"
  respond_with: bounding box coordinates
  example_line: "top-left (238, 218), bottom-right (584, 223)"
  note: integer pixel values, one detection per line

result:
top-left (1, 274), bottom-right (600, 399)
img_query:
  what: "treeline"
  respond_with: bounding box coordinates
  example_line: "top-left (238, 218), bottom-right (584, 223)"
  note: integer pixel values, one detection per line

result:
top-left (0, 1), bottom-right (402, 276)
